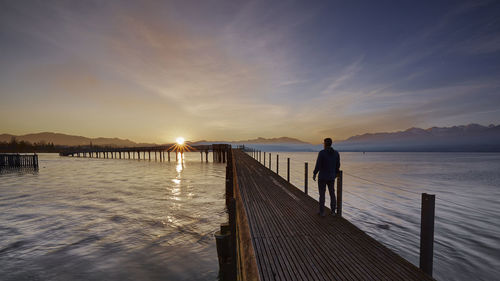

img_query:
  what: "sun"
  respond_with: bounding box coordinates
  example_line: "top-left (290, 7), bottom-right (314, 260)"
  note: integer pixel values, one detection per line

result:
top-left (176, 137), bottom-right (185, 145)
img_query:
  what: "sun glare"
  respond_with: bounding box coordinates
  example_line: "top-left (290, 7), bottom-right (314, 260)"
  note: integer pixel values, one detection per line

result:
top-left (176, 137), bottom-right (185, 145)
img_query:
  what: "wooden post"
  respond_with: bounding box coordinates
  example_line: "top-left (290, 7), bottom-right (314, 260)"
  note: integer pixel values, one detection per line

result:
top-left (287, 158), bottom-right (290, 182)
top-left (304, 162), bottom-right (308, 195)
top-left (276, 154), bottom-right (279, 174)
top-left (336, 170), bottom-right (343, 216)
top-left (420, 193), bottom-right (435, 277)
top-left (137, 151), bottom-right (140, 160)
top-left (269, 153), bottom-right (271, 169)
top-left (263, 152), bottom-right (266, 167)
top-left (205, 150), bottom-right (208, 162)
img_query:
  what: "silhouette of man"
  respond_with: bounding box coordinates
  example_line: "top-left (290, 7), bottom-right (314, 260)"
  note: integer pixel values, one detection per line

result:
top-left (313, 138), bottom-right (340, 217)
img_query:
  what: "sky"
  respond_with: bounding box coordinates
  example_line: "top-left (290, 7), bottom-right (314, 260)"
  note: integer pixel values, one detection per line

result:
top-left (1, 0), bottom-right (500, 143)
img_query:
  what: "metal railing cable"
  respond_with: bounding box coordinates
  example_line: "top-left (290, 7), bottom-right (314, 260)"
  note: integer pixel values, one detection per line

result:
top-left (344, 171), bottom-right (488, 215)
top-left (343, 171), bottom-right (421, 195)
top-left (245, 149), bottom-right (488, 216)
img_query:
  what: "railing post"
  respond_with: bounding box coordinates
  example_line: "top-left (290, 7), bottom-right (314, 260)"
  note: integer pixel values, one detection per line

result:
top-left (304, 162), bottom-right (308, 195)
top-left (287, 158), bottom-right (290, 182)
top-left (336, 170), bottom-right (343, 216)
top-left (276, 154), bottom-right (279, 175)
top-left (420, 193), bottom-right (435, 277)
top-left (263, 152), bottom-right (266, 167)
top-left (269, 153), bottom-right (271, 169)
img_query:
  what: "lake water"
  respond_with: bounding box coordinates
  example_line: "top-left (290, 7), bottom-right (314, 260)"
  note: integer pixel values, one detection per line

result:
top-left (1, 152), bottom-right (499, 281)
top-left (0, 153), bottom-right (227, 281)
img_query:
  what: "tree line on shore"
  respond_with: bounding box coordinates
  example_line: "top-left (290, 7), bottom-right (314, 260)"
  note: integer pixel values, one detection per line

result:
top-left (0, 137), bottom-right (109, 153)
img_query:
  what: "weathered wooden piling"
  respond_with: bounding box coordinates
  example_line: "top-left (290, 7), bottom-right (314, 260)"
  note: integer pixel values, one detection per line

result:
top-left (420, 193), bottom-right (435, 277)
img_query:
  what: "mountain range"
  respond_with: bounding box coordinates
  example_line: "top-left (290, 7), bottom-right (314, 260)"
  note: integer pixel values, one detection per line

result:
top-left (334, 123), bottom-right (500, 152)
top-left (0, 132), bottom-right (156, 147)
top-left (2, 123), bottom-right (500, 151)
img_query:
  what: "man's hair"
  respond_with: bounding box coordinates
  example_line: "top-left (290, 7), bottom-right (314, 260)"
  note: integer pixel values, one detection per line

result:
top-left (324, 138), bottom-right (332, 147)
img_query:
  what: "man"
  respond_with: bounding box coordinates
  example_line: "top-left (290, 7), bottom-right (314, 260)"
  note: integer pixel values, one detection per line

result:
top-left (313, 138), bottom-right (340, 217)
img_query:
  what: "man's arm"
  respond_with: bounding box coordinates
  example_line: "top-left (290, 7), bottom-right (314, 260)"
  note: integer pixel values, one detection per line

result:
top-left (313, 151), bottom-right (321, 180)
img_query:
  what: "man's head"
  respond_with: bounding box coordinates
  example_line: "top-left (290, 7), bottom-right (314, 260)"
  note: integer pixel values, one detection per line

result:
top-left (323, 138), bottom-right (332, 149)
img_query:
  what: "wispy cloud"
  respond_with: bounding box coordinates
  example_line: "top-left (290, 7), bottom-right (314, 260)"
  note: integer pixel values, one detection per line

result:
top-left (1, 1), bottom-right (499, 143)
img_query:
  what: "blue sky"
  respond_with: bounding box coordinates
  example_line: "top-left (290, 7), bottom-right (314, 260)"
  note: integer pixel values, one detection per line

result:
top-left (1, 0), bottom-right (499, 143)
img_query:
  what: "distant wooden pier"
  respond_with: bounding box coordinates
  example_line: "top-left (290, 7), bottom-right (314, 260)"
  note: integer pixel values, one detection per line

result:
top-left (0, 153), bottom-right (38, 169)
top-left (217, 149), bottom-right (435, 281)
top-left (59, 144), bottom-right (229, 163)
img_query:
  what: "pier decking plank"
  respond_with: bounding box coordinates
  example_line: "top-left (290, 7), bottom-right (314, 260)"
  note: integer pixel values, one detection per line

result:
top-left (233, 150), bottom-right (434, 281)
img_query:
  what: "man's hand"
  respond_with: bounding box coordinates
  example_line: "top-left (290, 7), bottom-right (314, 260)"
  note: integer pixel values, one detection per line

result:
top-left (313, 174), bottom-right (316, 181)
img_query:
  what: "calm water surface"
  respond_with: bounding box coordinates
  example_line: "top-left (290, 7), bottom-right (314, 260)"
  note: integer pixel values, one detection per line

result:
top-left (1, 152), bottom-right (499, 281)
top-left (0, 153), bottom-right (226, 281)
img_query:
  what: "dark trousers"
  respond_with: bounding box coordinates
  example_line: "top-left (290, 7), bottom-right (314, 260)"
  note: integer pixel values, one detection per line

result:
top-left (318, 179), bottom-right (336, 214)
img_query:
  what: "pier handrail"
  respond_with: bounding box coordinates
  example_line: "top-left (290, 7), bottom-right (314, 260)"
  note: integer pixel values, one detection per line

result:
top-left (229, 148), bottom-right (260, 281)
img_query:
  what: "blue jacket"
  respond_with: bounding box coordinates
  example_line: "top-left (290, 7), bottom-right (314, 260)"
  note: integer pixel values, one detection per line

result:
top-left (313, 147), bottom-right (340, 181)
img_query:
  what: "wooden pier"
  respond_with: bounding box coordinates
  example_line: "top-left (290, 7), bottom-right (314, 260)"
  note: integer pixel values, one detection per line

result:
top-left (59, 144), bottom-right (229, 163)
top-left (0, 153), bottom-right (38, 169)
top-left (218, 149), bottom-right (435, 281)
